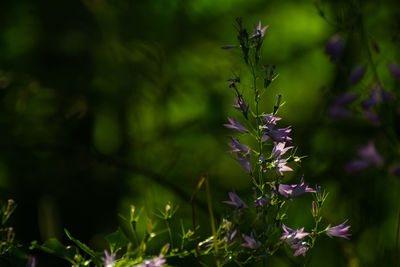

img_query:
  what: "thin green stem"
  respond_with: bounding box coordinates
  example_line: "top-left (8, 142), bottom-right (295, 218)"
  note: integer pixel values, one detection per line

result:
top-left (166, 219), bottom-right (174, 249)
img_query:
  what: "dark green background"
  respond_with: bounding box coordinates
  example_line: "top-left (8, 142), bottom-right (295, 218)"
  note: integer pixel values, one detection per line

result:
top-left (1, 0), bottom-right (400, 266)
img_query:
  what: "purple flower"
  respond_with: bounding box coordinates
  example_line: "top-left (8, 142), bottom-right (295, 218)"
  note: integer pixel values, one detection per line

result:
top-left (261, 113), bottom-right (281, 127)
top-left (332, 93), bottom-right (359, 106)
top-left (27, 256), bottom-right (37, 267)
top-left (135, 255), bottom-right (166, 267)
top-left (361, 85), bottom-right (393, 111)
top-left (101, 250), bottom-right (116, 267)
top-left (241, 232), bottom-right (261, 249)
top-left (363, 110), bottom-right (380, 126)
top-left (254, 195), bottom-right (270, 208)
top-left (315, 185), bottom-right (322, 201)
top-left (237, 150), bottom-right (252, 173)
top-left (225, 228), bottom-right (238, 245)
top-left (224, 117), bottom-right (247, 133)
top-left (251, 20), bottom-right (269, 39)
top-left (229, 81), bottom-right (249, 118)
top-left (272, 158), bottom-right (293, 176)
top-left (358, 141), bottom-right (383, 166)
top-left (345, 159), bottom-right (370, 173)
top-left (278, 177), bottom-right (315, 198)
top-left (260, 114), bottom-right (292, 142)
top-left (328, 105), bottom-right (353, 119)
top-left (346, 141), bottom-right (383, 173)
top-left (348, 64), bottom-right (366, 84)
top-left (389, 62), bottom-right (400, 80)
top-left (262, 127), bottom-right (292, 142)
top-left (232, 96), bottom-right (249, 115)
top-left (223, 191), bottom-right (248, 209)
top-left (326, 221), bottom-right (351, 239)
top-left (290, 242), bottom-right (310, 257)
top-left (227, 136), bottom-right (250, 154)
top-left (272, 142), bottom-right (293, 159)
top-left (328, 93), bottom-right (359, 119)
top-left (325, 35), bottom-right (345, 62)
top-left (280, 224), bottom-right (310, 243)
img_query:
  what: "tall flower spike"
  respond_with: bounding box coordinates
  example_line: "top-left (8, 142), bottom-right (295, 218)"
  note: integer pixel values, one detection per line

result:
top-left (325, 221), bottom-right (351, 239)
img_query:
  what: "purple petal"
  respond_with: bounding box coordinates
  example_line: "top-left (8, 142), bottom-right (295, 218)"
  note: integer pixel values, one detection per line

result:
top-left (326, 221), bottom-right (351, 239)
top-left (389, 63), bottom-right (400, 80)
top-left (227, 136), bottom-right (250, 154)
top-left (333, 93), bottom-right (359, 106)
top-left (224, 117), bottom-right (247, 133)
top-left (237, 151), bottom-right (252, 173)
top-left (345, 159), bottom-right (370, 173)
top-left (358, 141), bottom-right (383, 166)
top-left (348, 64), bottom-right (366, 84)
top-left (325, 35), bottom-right (345, 62)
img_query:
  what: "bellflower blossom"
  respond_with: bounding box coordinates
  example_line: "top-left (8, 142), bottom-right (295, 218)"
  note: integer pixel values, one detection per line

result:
top-left (224, 117), bottom-right (247, 133)
top-left (272, 142), bottom-right (293, 159)
top-left (260, 114), bottom-right (292, 142)
top-left (389, 62), bottom-right (400, 80)
top-left (101, 250), bottom-right (116, 267)
top-left (280, 224), bottom-right (310, 243)
top-left (223, 191), bottom-right (248, 209)
top-left (225, 228), bottom-right (238, 245)
top-left (346, 141), bottom-right (383, 173)
top-left (348, 64), bottom-right (366, 84)
top-left (254, 195), bottom-right (270, 208)
top-left (278, 177), bottom-right (315, 198)
top-left (237, 150), bottom-right (252, 173)
top-left (290, 242), bottom-right (309, 257)
top-left (241, 232), bottom-right (261, 249)
top-left (328, 93), bottom-right (359, 119)
top-left (251, 20), bottom-right (269, 39)
top-left (134, 255), bottom-right (166, 267)
top-left (227, 136), bottom-right (250, 154)
top-left (229, 81), bottom-right (249, 118)
top-left (325, 35), bottom-right (345, 62)
top-left (325, 221), bottom-right (351, 239)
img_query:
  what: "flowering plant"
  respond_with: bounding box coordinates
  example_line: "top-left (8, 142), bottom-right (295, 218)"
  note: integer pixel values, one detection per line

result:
top-left (2, 18), bottom-right (351, 267)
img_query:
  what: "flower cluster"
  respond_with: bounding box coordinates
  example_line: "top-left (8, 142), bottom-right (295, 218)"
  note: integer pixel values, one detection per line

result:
top-left (218, 18), bottom-right (351, 262)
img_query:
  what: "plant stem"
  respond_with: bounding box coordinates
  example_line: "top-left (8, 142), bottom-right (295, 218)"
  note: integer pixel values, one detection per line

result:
top-left (166, 219), bottom-right (174, 249)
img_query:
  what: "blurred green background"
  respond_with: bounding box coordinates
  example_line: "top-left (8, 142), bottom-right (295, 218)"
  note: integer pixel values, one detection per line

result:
top-left (1, 0), bottom-right (400, 266)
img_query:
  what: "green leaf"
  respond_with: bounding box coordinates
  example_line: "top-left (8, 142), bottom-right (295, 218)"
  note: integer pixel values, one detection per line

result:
top-left (105, 227), bottom-right (130, 253)
top-left (64, 229), bottom-right (100, 264)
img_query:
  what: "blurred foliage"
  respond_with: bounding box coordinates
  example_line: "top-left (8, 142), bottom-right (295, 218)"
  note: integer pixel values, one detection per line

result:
top-left (1, 0), bottom-right (400, 266)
